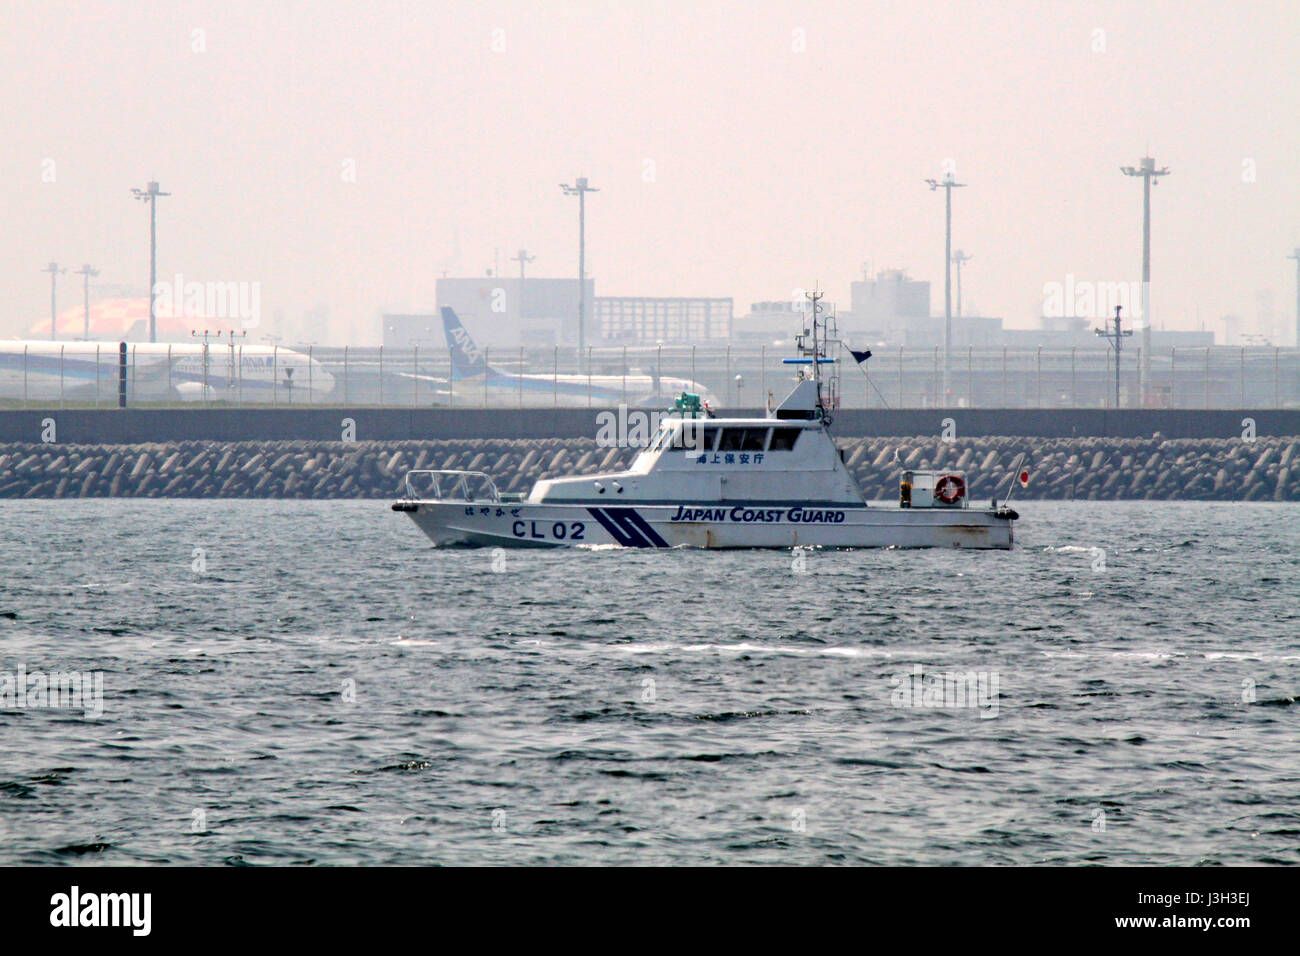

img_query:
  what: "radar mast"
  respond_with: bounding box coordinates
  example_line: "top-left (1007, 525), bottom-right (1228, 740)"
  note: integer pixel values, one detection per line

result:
top-left (794, 287), bottom-right (841, 425)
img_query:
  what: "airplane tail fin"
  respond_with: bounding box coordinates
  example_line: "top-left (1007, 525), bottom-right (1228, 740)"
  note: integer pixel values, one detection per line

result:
top-left (441, 307), bottom-right (488, 380)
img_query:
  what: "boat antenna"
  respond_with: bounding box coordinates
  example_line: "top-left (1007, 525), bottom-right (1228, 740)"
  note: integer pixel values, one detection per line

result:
top-left (803, 286), bottom-right (829, 424)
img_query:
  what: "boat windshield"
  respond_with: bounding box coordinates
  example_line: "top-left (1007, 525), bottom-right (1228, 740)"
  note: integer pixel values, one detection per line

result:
top-left (768, 427), bottom-right (803, 451)
top-left (647, 425), bottom-right (672, 452)
top-left (649, 423), bottom-right (801, 453)
top-left (718, 427), bottom-right (769, 452)
top-left (647, 421), bottom-right (712, 452)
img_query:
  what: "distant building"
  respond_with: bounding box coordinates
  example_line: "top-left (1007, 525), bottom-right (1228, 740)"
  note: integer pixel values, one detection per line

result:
top-left (436, 277), bottom-right (593, 349)
top-left (850, 269), bottom-right (931, 326)
top-left (733, 300), bottom-right (806, 342)
top-left (827, 268), bottom-right (940, 345)
top-left (594, 297), bottom-right (732, 344)
top-left (998, 320), bottom-right (1214, 350)
top-left (1038, 315), bottom-right (1091, 335)
top-left (890, 314), bottom-right (1005, 349)
top-left (382, 313), bottom-right (440, 350)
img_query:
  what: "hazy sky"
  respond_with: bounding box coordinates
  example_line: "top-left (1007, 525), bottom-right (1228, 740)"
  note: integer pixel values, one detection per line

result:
top-left (3, 0), bottom-right (1298, 344)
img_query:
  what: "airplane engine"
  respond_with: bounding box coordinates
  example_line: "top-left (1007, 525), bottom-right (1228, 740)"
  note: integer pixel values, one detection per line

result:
top-left (172, 381), bottom-right (215, 402)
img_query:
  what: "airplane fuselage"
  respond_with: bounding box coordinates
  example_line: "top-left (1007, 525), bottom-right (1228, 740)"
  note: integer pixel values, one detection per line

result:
top-left (0, 341), bottom-right (334, 402)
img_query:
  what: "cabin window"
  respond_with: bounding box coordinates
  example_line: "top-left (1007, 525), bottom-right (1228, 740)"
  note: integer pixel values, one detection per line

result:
top-left (670, 421), bottom-right (722, 452)
top-left (661, 423), bottom-right (699, 450)
top-left (672, 421), bottom-right (711, 451)
top-left (719, 427), bottom-right (768, 452)
top-left (768, 428), bottom-right (802, 451)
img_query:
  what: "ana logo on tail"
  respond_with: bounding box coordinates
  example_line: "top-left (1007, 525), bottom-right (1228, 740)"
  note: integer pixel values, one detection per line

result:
top-left (441, 307), bottom-right (487, 378)
top-left (450, 326), bottom-right (483, 365)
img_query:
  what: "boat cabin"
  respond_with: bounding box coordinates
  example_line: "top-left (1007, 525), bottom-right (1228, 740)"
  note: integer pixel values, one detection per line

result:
top-left (528, 381), bottom-right (866, 505)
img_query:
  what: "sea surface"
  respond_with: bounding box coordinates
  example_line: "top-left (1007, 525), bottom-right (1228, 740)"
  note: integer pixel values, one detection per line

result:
top-left (0, 499), bottom-right (1297, 866)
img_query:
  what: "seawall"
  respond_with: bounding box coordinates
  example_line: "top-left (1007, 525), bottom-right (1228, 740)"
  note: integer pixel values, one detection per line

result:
top-left (2, 407), bottom-right (1299, 443)
top-left (1, 435), bottom-right (1296, 501)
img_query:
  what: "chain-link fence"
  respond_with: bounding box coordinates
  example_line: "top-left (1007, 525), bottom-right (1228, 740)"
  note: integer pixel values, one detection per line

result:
top-left (3, 342), bottom-right (1298, 409)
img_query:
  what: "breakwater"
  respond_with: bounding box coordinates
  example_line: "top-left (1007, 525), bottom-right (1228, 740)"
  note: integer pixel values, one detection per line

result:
top-left (0, 435), bottom-right (1297, 501)
top-left (3, 406), bottom-right (1300, 443)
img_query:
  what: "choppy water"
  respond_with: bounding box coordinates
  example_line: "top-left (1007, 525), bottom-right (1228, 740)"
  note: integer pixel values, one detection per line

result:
top-left (0, 499), bottom-right (1297, 865)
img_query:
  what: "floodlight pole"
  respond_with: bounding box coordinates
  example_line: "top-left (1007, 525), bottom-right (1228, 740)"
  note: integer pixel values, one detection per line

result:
top-left (1288, 248), bottom-right (1300, 348)
top-left (511, 248), bottom-right (535, 280)
top-left (951, 250), bottom-right (972, 318)
top-left (1120, 156), bottom-right (1169, 405)
top-left (560, 178), bottom-right (599, 365)
top-left (76, 264), bottom-right (99, 340)
top-left (43, 262), bottom-right (66, 340)
top-left (132, 180), bottom-right (171, 342)
top-left (926, 173), bottom-right (966, 404)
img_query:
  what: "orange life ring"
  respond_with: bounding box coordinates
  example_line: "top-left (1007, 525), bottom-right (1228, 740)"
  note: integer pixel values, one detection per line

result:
top-left (934, 474), bottom-right (966, 504)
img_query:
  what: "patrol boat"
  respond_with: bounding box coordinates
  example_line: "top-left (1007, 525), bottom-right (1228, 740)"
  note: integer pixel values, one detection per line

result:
top-left (392, 292), bottom-right (1020, 549)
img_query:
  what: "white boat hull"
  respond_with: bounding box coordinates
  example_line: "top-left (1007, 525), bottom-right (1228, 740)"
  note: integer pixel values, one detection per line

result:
top-left (393, 500), bottom-right (1016, 550)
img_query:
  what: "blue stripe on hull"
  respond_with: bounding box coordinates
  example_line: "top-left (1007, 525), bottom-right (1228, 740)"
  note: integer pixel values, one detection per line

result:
top-left (585, 506), bottom-right (670, 548)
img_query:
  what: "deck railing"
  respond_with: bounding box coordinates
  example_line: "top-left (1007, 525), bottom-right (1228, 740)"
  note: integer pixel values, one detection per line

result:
top-left (401, 469), bottom-right (502, 502)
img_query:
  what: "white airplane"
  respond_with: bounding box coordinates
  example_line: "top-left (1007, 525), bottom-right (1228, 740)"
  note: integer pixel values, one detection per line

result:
top-left (0, 340), bottom-right (334, 402)
top-left (430, 307), bottom-right (716, 407)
